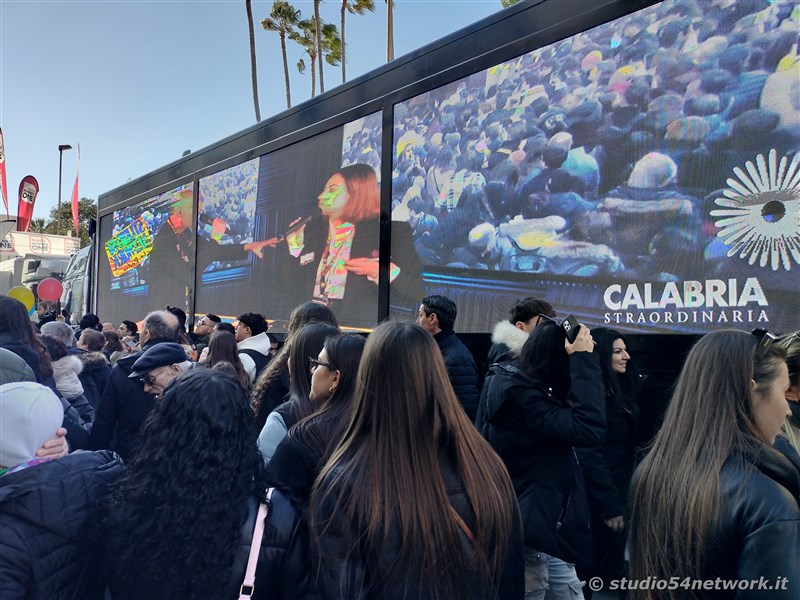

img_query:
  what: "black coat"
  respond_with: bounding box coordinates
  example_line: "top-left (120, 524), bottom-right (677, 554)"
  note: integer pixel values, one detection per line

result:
top-left (575, 381), bottom-right (641, 520)
top-left (75, 351), bottom-right (111, 410)
top-left (88, 340), bottom-right (172, 461)
top-left (477, 354), bottom-right (605, 567)
top-left (221, 490), bottom-right (310, 600)
top-left (0, 450), bottom-right (123, 600)
top-left (435, 330), bottom-right (480, 421)
top-left (675, 448), bottom-right (800, 598)
top-left (275, 217), bottom-right (424, 329)
top-left (312, 455), bottom-right (525, 599)
top-left (0, 335), bottom-right (43, 383)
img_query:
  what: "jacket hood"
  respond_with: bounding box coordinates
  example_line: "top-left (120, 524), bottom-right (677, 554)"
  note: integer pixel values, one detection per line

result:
top-left (52, 355), bottom-right (83, 378)
top-left (75, 351), bottom-right (109, 372)
top-left (238, 332), bottom-right (272, 355)
top-left (0, 450), bottom-right (123, 540)
top-left (491, 321), bottom-right (529, 359)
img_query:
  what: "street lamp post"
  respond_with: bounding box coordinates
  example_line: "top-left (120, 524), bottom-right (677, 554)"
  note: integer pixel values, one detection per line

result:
top-left (58, 144), bottom-right (73, 235)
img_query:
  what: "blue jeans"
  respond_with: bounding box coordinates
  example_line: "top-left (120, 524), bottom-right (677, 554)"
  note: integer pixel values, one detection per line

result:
top-left (525, 548), bottom-right (585, 600)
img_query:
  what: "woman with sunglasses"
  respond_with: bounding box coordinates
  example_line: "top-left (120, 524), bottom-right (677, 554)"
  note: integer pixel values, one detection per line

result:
top-left (629, 331), bottom-right (799, 599)
top-left (477, 316), bottom-right (603, 600)
top-left (776, 332), bottom-right (800, 458)
top-left (257, 323), bottom-right (339, 462)
top-left (309, 322), bottom-right (524, 599)
top-left (100, 368), bottom-right (309, 599)
top-left (266, 333), bottom-right (366, 507)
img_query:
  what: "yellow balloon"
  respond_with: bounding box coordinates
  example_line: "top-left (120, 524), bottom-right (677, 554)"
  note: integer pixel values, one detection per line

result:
top-left (8, 286), bottom-right (35, 311)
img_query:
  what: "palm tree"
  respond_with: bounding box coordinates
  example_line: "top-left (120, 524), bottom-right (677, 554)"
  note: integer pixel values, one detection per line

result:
top-left (313, 0), bottom-right (325, 94)
top-left (292, 17), bottom-right (340, 97)
top-left (262, 0), bottom-right (301, 109)
top-left (29, 218), bottom-right (46, 233)
top-left (341, 0), bottom-right (375, 83)
top-left (245, 0), bottom-right (261, 122)
top-left (385, 0), bottom-right (394, 62)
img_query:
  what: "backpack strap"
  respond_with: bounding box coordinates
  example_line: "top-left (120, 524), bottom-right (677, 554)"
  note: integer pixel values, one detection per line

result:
top-left (240, 349), bottom-right (269, 377)
top-left (239, 488), bottom-right (275, 599)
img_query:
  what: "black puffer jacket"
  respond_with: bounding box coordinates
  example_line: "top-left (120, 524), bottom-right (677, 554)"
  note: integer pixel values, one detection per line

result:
top-left (312, 455), bottom-right (525, 599)
top-left (221, 489), bottom-right (310, 599)
top-left (434, 330), bottom-right (480, 421)
top-left (477, 353), bottom-right (604, 567)
top-left (0, 450), bottom-right (123, 600)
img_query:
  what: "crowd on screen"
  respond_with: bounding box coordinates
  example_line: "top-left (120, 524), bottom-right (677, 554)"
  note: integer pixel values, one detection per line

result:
top-left (390, 0), bottom-right (799, 279)
top-left (197, 158), bottom-right (259, 246)
top-left (1, 290), bottom-right (798, 599)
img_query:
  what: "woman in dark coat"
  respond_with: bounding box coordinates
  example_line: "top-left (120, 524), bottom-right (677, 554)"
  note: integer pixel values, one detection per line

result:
top-left (310, 322), bottom-right (524, 599)
top-left (477, 319), bottom-right (604, 600)
top-left (576, 328), bottom-right (643, 591)
top-left (629, 330), bottom-right (799, 599)
top-left (100, 368), bottom-right (309, 600)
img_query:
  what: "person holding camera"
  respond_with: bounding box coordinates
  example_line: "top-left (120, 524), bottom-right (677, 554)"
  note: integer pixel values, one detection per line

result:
top-left (477, 317), bottom-right (603, 600)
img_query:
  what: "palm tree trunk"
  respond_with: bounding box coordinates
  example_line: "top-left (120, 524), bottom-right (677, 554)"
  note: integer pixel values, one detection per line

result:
top-left (311, 53), bottom-right (317, 96)
top-left (245, 0), bottom-right (261, 122)
top-left (280, 32), bottom-right (292, 108)
top-left (386, 0), bottom-right (394, 62)
top-left (314, 0), bottom-right (325, 93)
top-left (341, 1), bottom-right (347, 83)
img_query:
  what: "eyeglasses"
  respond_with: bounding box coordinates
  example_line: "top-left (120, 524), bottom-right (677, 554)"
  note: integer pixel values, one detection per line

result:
top-left (308, 357), bottom-right (336, 373)
top-left (536, 313), bottom-right (560, 326)
top-left (752, 329), bottom-right (777, 364)
top-left (140, 366), bottom-right (169, 386)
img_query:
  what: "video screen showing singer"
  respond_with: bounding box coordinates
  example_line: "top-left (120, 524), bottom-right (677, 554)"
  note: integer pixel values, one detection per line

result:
top-left (248, 163), bottom-right (422, 329)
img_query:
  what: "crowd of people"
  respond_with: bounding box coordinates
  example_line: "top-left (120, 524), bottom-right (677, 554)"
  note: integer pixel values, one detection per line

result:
top-left (390, 0), bottom-right (799, 280)
top-left (1, 289), bottom-right (798, 599)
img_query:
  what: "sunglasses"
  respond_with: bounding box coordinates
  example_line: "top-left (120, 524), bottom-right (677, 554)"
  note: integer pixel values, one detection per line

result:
top-left (140, 366), bottom-right (169, 386)
top-left (308, 357), bottom-right (336, 373)
top-left (752, 330), bottom-right (777, 364)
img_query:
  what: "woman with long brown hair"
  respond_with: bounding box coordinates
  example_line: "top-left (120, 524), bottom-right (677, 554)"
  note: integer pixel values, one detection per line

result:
top-left (257, 323), bottom-right (339, 462)
top-left (309, 321), bottom-right (524, 599)
top-left (628, 330), bottom-right (799, 599)
top-left (250, 301), bottom-right (339, 430)
top-left (206, 330), bottom-right (251, 392)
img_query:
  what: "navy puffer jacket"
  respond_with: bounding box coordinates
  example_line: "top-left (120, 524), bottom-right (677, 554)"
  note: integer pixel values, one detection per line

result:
top-left (0, 450), bottom-right (123, 599)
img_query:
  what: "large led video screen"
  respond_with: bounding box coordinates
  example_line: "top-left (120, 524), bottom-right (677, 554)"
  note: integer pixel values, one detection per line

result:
top-left (194, 112), bottom-right (409, 330)
top-left (97, 183), bottom-right (196, 325)
top-left (390, 0), bottom-right (799, 333)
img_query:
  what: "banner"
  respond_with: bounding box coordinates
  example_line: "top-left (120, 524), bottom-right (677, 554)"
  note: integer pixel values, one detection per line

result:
top-left (0, 128), bottom-right (8, 216)
top-left (71, 145), bottom-right (80, 235)
top-left (17, 175), bottom-right (39, 232)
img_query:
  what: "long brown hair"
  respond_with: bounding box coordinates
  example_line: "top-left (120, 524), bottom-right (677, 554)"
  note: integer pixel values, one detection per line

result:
top-left (207, 331), bottom-right (251, 392)
top-left (310, 321), bottom-right (518, 599)
top-left (628, 330), bottom-right (787, 598)
top-left (250, 302), bottom-right (339, 419)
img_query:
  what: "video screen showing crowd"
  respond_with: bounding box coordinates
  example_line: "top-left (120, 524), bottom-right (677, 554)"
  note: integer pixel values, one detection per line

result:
top-left (390, 0), bottom-right (799, 333)
top-left (2, 287), bottom-right (798, 599)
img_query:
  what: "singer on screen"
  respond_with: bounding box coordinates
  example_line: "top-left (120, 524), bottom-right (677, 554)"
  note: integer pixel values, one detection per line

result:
top-left (248, 163), bottom-right (422, 327)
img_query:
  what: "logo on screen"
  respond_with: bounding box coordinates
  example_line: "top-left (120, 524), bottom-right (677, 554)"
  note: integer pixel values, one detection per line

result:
top-left (710, 149), bottom-right (800, 271)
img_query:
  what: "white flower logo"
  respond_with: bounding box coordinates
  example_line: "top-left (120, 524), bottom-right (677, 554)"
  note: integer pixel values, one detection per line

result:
top-left (710, 149), bottom-right (800, 271)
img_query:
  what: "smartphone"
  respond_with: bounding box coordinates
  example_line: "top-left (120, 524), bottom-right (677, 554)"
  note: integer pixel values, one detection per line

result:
top-left (561, 314), bottom-right (581, 344)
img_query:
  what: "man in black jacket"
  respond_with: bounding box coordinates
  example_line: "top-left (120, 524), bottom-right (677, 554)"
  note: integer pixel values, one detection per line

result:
top-left (88, 310), bottom-right (179, 461)
top-left (416, 295), bottom-right (479, 420)
top-left (487, 296), bottom-right (556, 367)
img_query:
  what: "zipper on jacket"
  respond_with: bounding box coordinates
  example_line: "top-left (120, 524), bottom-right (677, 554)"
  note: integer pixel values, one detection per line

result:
top-left (556, 494), bottom-right (571, 530)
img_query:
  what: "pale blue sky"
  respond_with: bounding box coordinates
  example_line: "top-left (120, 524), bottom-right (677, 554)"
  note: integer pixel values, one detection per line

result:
top-left (0, 0), bottom-right (503, 222)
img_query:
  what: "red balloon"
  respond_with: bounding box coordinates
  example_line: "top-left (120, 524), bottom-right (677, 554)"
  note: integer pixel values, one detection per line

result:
top-left (37, 277), bottom-right (63, 302)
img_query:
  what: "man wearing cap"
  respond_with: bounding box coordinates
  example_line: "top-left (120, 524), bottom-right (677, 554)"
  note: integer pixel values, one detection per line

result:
top-left (89, 311), bottom-right (180, 461)
top-left (128, 343), bottom-right (193, 398)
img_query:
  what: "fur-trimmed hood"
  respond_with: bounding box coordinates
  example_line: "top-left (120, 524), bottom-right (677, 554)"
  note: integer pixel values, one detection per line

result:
top-left (74, 351), bottom-right (109, 373)
top-left (51, 355), bottom-right (84, 399)
top-left (490, 320), bottom-right (529, 359)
